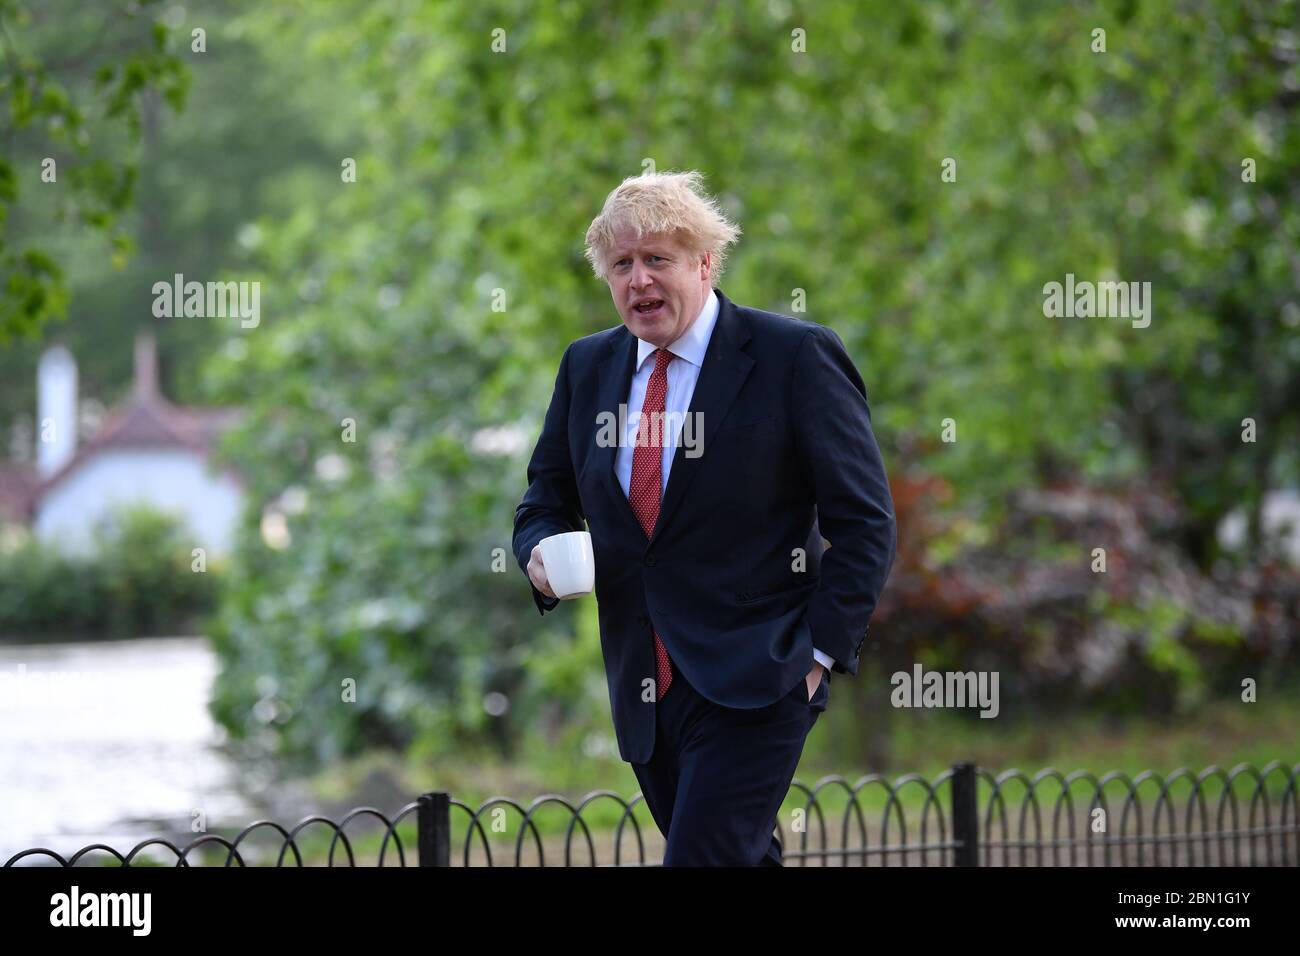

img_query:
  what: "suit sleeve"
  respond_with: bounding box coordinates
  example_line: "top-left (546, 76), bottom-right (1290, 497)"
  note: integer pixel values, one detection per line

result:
top-left (513, 342), bottom-right (587, 615)
top-left (790, 325), bottom-right (896, 676)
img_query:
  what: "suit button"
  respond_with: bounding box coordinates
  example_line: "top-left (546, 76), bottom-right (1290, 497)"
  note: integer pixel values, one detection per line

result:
top-left (645, 555), bottom-right (656, 567)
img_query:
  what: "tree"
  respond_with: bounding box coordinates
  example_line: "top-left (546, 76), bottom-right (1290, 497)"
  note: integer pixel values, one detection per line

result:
top-left (193, 0), bottom-right (1298, 767)
top-left (0, 0), bottom-right (186, 342)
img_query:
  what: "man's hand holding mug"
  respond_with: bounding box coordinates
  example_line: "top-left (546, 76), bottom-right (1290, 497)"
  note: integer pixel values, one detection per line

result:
top-left (530, 531), bottom-right (595, 600)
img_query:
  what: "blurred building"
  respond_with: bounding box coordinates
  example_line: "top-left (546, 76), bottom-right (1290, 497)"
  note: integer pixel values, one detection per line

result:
top-left (0, 335), bottom-right (244, 556)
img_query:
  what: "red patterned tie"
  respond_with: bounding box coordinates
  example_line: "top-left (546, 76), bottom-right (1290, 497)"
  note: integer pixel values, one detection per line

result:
top-left (629, 347), bottom-right (675, 701)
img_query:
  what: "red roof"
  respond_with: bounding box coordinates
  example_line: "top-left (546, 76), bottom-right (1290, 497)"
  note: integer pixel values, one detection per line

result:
top-left (0, 335), bottom-right (243, 519)
top-left (30, 391), bottom-right (244, 504)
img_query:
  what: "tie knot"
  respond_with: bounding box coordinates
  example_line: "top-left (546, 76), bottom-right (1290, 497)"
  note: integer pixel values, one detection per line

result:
top-left (653, 348), bottom-right (674, 374)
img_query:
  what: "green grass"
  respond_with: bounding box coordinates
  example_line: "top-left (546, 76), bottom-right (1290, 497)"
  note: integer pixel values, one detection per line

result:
top-left (153, 689), bottom-right (1298, 865)
top-left (294, 691), bottom-right (1300, 810)
top-left (254, 691), bottom-right (1295, 861)
top-left (873, 691), bottom-right (1300, 783)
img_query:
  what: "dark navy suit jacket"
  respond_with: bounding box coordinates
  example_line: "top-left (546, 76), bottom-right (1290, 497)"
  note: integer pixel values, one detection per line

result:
top-left (513, 287), bottom-right (896, 764)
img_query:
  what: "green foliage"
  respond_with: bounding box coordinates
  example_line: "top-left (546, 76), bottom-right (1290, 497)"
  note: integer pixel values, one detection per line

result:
top-left (0, 504), bottom-right (216, 639)
top-left (3, 0), bottom-right (1293, 769)
top-left (195, 0), bottom-right (1300, 769)
top-left (0, 0), bottom-right (188, 342)
top-left (89, 503), bottom-right (217, 636)
top-left (0, 530), bottom-right (103, 633)
top-left (0, 0), bottom-right (348, 439)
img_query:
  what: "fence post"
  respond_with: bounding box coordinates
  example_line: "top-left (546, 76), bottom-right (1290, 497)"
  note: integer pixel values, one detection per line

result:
top-left (418, 791), bottom-right (451, 867)
top-left (951, 762), bottom-right (978, 867)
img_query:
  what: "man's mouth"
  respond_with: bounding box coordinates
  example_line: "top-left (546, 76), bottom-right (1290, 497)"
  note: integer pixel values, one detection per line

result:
top-left (633, 299), bottom-right (665, 316)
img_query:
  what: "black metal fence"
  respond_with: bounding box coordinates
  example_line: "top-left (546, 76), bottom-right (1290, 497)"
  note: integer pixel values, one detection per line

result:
top-left (7, 761), bottom-right (1298, 866)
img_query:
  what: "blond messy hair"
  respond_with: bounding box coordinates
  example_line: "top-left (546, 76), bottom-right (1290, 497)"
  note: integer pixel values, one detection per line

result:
top-left (583, 169), bottom-right (742, 284)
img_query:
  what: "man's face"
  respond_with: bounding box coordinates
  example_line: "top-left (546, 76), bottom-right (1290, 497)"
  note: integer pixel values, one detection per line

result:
top-left (605, 227), bottom-right (711, 348)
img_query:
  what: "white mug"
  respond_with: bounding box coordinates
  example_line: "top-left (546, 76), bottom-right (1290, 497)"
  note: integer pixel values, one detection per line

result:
top-left (538, 531), bottom-right (595, 599)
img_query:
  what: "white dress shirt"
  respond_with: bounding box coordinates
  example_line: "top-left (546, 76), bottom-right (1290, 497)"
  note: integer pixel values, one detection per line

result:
top-left (614, 289), bottom-right (837, 676)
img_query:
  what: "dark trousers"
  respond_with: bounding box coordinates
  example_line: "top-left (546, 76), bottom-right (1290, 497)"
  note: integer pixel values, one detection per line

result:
top-left (630, 662), bottom-right (829, 866)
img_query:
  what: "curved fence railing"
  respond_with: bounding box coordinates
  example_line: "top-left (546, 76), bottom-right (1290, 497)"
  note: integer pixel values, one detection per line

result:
top-left (7, 761), bottom-right (1298, 866)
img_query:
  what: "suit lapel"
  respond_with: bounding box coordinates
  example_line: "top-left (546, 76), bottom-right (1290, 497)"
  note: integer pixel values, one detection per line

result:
top-left (595, 324), bottom-right (643, 536)
top-left (650, 288), bottom-right (753, 545)
top-left (593, 287), bottom-right (755, 545)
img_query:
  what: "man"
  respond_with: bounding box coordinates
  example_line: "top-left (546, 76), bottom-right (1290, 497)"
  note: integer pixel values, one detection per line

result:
top-left (512, 170), bottom-right (896, 866)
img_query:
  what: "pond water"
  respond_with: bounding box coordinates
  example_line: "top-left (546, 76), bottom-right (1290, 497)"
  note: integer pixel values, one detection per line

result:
top-left (0, 636), bottom-right (267, 865)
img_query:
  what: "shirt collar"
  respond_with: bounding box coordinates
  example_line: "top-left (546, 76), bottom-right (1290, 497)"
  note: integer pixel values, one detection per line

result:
top-left (634, 288), bottom-right (719, 373)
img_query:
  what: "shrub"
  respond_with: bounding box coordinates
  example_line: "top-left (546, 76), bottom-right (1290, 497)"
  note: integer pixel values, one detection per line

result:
top-left (0, 505), bottom-right (218, 640)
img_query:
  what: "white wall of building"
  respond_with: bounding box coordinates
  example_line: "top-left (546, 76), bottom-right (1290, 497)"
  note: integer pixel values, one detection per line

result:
top-left (34, 449), bottom-right (243, 556)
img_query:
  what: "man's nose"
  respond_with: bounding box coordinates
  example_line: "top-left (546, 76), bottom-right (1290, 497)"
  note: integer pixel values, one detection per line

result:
top-left (630, 260), bottom-right (653, 291)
